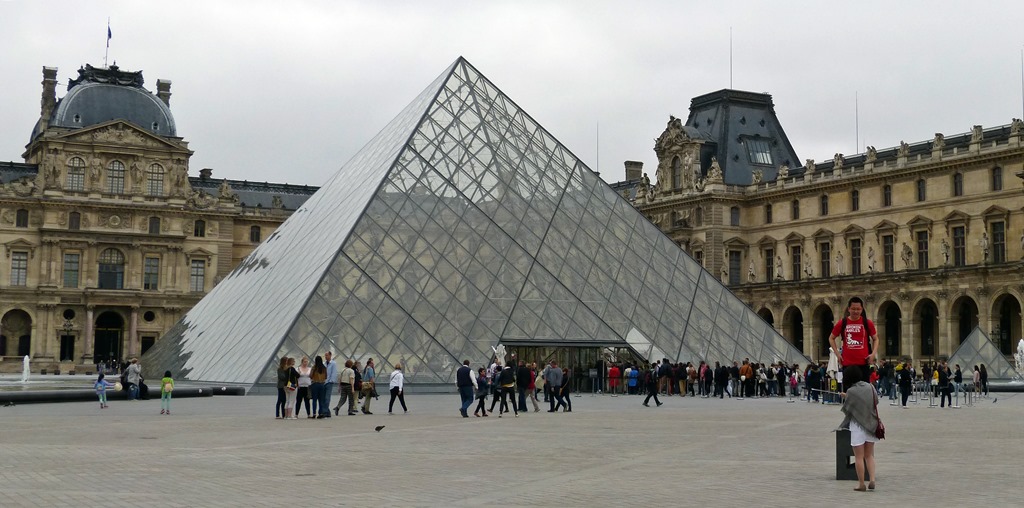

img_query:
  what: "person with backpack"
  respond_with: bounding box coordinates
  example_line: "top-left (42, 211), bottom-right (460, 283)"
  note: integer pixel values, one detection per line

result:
top-left (642, 366), bottom-right (662, 407)
top-left (828, 296), bottom-right (879, 383)
top-left (160, 370), bottom-right (174, 415)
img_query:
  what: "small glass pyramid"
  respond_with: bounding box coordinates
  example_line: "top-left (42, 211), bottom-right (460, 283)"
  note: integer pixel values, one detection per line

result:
top-left (947, 327), bottom-right (1020, 381)
top-left (142, 58), bottom-right (806, 388)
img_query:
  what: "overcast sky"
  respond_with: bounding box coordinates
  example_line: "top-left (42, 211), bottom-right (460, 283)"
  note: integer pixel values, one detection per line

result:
top-left (2, 1), bottom-right (1023, 187)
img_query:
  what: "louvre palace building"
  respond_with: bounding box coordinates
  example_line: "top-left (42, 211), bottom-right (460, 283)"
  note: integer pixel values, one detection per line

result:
top-left (0, 64), bottom-right (315, 372)
top-left (615, 89), bottom-right (1024, 364)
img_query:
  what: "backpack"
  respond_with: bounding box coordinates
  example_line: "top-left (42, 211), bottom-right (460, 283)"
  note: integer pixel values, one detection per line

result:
top-left (163, 381), bottom-right (173, 393)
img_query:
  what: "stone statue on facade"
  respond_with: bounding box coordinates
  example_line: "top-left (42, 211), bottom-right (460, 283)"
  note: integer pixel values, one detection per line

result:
top-left (491, 344), bottom-right (507, 367)
top-left (272, 195), bottom-right (284, 209)
top-left (941, 237), bottom-right (951, 265)
top-left (751, 169), bottom-right (763, 185)
top-left (89, 156), bottom-right (103, 190)
top-left (635, 173), bottom-right (650, 202)
top-left (218, 179), bottom-right (234, 199)
top-left (777, 164), bottom-right (789, 179)
top-left (42, 152), bottom-right (62, 190)
top-left (900, 242), bottom-right (913, 270)
top-left (932, 133), bottom-right (945, 151)
top-left (706, 157), bottom-right (723, 183)
top-left (775, 256), bottom-right (784, 280)
top-left (835, 250), bottom-right (845, 276)
top-left (805, 159), bottom-right (815, 173)
top-left (897, 141), bottom-right (910, 158)
top-left (748, 259), bottom-right (756, 283)
top-left (170, 163), bottom-right (189, 197)
top-left (971, 125), bottom-right (983, 143)
top-left (865, 146), bottom-right (877, 163)
top-left (833, 153), bottom-right (844, 171)
top-left (720, 266), bottom-right (729, 285)
top-left (867, 246), bottom-right (876, 273)
top-left (1011, 118), bottom-right (1023, 135)
top-left (804, 253), bottom-right (813, 278)
top-left (980, 232), bottom-right (990, 262)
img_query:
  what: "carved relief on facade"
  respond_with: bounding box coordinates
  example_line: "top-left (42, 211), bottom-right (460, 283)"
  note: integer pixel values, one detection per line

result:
top-left (10, 177), bottom-right (37, 197)
top-left (653, 116), bottom-right (699, 193)
top-left (169, 160), bottom-right (191, 198)
top-left (187, 190), bottom-right (217, 209)
top-left (99, 212), bottom-right (133, 229)
top-left (85, 123), bottom-right (159, 148)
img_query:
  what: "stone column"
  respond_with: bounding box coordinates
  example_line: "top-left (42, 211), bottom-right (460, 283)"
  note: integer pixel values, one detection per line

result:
top-left (83, 306), bottom-right (94, 361)
top-left (128, 306), bottom-right (139, 357)
top-left (901, 310), bottom-right (914, 363)
top-left (803, 307), bottom-right (816, 359)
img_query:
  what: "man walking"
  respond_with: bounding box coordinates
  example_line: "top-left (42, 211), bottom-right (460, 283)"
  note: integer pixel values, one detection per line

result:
top-left (456, 360), bottom-right (476, 418)
top-left (828, 296), bottom-right (879, 382)
top-left (545, 361), bottom-right (563, 412)
top-left (334, 359), bottom-right (357, 416)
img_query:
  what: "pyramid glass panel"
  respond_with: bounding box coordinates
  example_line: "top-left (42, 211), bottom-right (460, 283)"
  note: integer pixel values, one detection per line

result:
top-left (142, 57), bottom-right (805, 389)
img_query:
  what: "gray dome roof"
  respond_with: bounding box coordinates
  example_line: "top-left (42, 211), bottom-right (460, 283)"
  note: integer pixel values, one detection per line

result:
top-left (35, 64), bottom-right (176, 140)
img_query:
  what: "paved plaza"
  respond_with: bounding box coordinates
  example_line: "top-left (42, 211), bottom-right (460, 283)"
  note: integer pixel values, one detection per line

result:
top-left (0, 389), bottom-right (1019, 507)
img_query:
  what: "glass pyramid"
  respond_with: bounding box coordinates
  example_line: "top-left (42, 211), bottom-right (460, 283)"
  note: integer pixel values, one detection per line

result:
top-left (947, 327), bottom-right (1020, 381)
top-left (142, 57), bottom-right (806, 388)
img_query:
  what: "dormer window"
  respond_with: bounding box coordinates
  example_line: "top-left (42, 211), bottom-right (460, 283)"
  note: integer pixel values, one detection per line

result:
top-left (744, 137), bottom-right (773, 165)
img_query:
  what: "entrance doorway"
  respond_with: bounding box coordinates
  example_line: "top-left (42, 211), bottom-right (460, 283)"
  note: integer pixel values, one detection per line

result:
top-left (94, 311), bottom-right (124, 364)
top-left (504, 345), bottom-right (641, 392)
top-left (60, 335), bottom-right (76, 361)
top-left (1, 309), bottom-right (32, 357)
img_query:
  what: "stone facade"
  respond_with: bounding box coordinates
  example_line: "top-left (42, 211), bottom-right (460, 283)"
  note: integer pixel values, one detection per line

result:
top-left (0, 65), bottom-right (315, 372)
top-left (620, 98), bottom-right (1024, 365)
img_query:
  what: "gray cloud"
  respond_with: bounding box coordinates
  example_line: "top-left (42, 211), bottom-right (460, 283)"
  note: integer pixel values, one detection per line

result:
top-left (2, 0), bottom-right (1023, 185)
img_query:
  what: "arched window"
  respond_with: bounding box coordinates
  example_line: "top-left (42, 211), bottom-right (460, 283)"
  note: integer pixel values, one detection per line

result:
top-left (98, 248), bottom-right (125, 289)
top-left (107, 160), bottom-right (125, 194)
top-left (992, 166), bottom-right (1003, 191)
top-left (66, 157), bottom-right (86, 191)
top-left (146, 163), bottom-right (165, 196)
top-left (15, 209), bottom-right (29, 228)
top-left (69, 212), bottom-right (81, 231)
top-left (250, 225), bottom-right (262, 243)
top-left (671, 156), bottom-right (682, 190)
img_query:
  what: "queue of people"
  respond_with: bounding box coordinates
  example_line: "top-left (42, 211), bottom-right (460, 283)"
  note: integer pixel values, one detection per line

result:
top-left (276, 353), bottom-right (388, 419)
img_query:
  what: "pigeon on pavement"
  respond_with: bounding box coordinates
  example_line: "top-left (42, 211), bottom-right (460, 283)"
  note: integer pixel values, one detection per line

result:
top-left (375, 425), bottom-right (385, 432)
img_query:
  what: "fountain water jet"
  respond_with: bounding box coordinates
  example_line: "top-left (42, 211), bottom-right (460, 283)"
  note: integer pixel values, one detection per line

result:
top-left (20, 355), bottom-right (30, 383)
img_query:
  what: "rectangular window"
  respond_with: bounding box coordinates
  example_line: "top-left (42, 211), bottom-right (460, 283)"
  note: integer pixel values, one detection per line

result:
top-left (850, 239), bottom-right (862, 276)
top-left (189, 259), bottom-right (206, 292)
top-left (69, 212), bottom-right (81, 231)
top-left (194, 220), bottom-right (206, 238)
top-left (764, 204), bottom-right (772, 224)
top-left (819, 242), bottom-right (831, 278)
top-left (694, 251), bottom-right (703, 267)
top-left (916, 179), bottom-right (926, 202)
top-left (66, 169), bottom-right (85, 191)
top-left (11, 252), bottom-right (28, 286)
top-left (916, 231), bottom-right (929, 270)
top-left (953, 173), bottom-right (964, 197)
top-left (148, 217), bottom-right (161, 235)
top-left (250, 226), bottom-right (262, 243)
top-left (883, 185), bottom-right (892, 207)
top-left (819, 196), bottom-right (829, 216)
top-left (791, 245), bottom-right (802, 281)
top-left (764, 248), bottom-right (774, 283)
top-left (992, 221), bottom-right (1006, 263)
top-left (730, 207), bottom-right (740, 226)
top-left (728, 251), bottom-right (741, 286)
top-left (992, 167), bottom-right (1003, 191)
top-left (953, 226), bottom-right (966, 267)
top-left (144, 257), bottom-right (160, 290)
top-left (851, 190), bottom-right (860, 211)
top-left (745, 138), bottom-right (773, 165)
top-left (791, 200), bottom-right (800, 220)
top-left (63, 253), bottom-right (80, 288)
top-left (882, 235), bottom-right (895, 273)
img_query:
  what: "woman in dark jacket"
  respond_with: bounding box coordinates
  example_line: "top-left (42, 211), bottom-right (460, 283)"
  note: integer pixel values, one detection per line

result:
top-left (275, 357), bottom-right (288, 419)
top-left (559, 367), bottom-right (572, 412)
top-left (840, 366), bottom-right (879, 492)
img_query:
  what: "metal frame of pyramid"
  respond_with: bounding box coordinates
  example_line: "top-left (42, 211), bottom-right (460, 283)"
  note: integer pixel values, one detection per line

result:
top-left (142, 57), bottom-right (806, 388)
top-left (947, 327), bottom-right (1021, 381)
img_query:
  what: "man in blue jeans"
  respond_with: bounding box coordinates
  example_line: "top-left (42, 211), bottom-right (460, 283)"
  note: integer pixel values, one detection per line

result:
top-left (321, 351), bottom-right (337, 418)
top-left (455, 360), bottom-right (476, 417)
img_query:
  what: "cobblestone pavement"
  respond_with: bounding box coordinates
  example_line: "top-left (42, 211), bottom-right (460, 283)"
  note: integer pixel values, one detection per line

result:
top-left (0, 389), bottom-right (1018, 507)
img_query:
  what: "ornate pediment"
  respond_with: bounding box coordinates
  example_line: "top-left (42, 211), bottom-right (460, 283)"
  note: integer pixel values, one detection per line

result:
top-left (811, 228), bottom-right (834, 241)
top-left (841, 224), bottom-right (865, 237)
top-left (756, 235), bottom-right (777, 246)
top-left (3, 238), bottom-right (36, 258)
top-left (783, 232), bottom-right (804, 244)
top-left (58, 121), bottom-right (182, 150)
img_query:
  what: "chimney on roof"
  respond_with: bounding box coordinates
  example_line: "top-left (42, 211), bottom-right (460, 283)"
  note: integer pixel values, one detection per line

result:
top-left (624, 160), bottom-right (643, 181)
top-left (199, 168), bottom-right (212, 180)
top-left (39, 67), bottom-right (59, 131)
top-left (156, 79), bottom-right (172, 106)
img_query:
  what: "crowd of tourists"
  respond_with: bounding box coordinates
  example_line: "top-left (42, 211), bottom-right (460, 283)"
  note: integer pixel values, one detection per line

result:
top-left (275, 351), bottom-right (407, 419)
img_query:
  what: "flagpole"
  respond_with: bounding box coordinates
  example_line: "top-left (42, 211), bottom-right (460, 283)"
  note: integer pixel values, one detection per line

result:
top-left (104, 18), bottom-right (110, 68)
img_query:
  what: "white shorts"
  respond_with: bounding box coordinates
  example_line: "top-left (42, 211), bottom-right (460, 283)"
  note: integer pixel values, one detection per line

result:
top-left (849, 419), bottom-right (879, 447)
